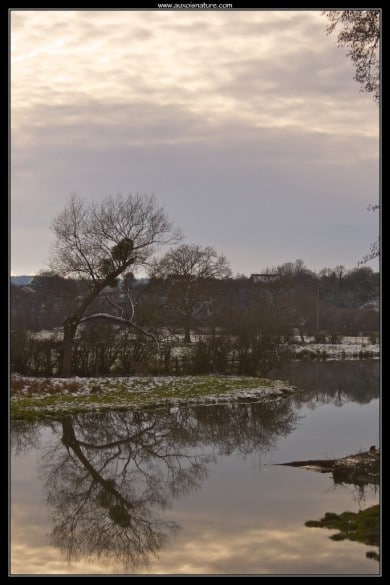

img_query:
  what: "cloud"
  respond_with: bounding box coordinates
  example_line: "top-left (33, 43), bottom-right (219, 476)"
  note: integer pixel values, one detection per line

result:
top-left (10, 9), bottom-right (379, 275)
top-left (11, 10), bottom-right (377, 131)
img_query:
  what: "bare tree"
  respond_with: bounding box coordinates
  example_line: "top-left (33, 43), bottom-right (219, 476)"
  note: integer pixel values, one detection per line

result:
top-left (333, 265), bottom-right (347, 283)
top-left (323, 10), bottom-right (380, 103)
top-left (49, 193), bottom-right (181, 376)
top-left (149, 244), bottom-right (231, 343)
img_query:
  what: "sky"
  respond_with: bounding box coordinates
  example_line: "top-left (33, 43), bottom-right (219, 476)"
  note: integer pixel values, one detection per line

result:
top-left (10, 8), bottom-right (380, 278)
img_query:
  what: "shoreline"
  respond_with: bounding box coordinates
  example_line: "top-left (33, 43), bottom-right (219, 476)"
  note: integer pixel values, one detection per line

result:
top-left (10, 373), bottom-right (299, 421)
top-left (10, 348), bottom-right (379, 421)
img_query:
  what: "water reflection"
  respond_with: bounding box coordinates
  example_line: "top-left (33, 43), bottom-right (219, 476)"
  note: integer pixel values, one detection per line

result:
top-left (12, 400), bottom-right (298, 571)
top-left (11, 420), bottom-right (42, 454)
top-left (268, 360), bottom-right (379, 406)
top-left (305, 504), bottom-right (380, 562)
top-left (11, 361), bottom-right (380, 574)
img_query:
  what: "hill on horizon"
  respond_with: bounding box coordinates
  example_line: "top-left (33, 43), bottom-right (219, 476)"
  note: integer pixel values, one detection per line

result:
top-left (11, 275), bottom-right (34, 285)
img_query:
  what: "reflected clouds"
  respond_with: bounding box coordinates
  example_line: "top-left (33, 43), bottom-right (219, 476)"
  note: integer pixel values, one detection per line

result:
top-left (11, 508), bottom-right (379, 575)
top-left (141, 524), bottom-right (377, 575)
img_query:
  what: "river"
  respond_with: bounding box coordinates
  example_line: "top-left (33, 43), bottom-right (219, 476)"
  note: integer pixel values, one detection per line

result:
top-left (10, 360), bottom-right (380, 575)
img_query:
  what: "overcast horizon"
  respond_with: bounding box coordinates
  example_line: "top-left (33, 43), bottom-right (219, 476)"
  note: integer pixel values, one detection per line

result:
top-left (10, 9), bottom-right (380, 278)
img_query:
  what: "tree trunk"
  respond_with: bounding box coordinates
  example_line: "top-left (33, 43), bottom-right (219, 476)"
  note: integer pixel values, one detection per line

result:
top-left (61, 320), bottom-right (79, 377)
top-left (60, 266), bottom-right (136, 378)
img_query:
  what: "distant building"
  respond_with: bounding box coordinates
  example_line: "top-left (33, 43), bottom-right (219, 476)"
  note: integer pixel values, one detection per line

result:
top-left (250, 273), bottom-right (279, 284)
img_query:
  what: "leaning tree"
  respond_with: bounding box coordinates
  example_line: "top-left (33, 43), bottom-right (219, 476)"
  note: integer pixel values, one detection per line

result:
top-left (49, 192), bottom-right (181, 376)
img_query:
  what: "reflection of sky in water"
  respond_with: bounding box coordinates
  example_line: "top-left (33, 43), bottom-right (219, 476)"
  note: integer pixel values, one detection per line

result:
top-left (10, 367), bottom-right (380, 575)
top-left (11, 443), bottom-right (379, 575)
top-left (145, 458), bottom-right (379, 575)
top-left (265, 399), bottom-right (380, 463)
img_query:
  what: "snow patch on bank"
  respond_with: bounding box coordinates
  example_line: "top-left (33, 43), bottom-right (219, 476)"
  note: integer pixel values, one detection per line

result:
top-left (291, 336), bottom-right (379, 359)
top-left (10, 374), bottom-right (297, 419)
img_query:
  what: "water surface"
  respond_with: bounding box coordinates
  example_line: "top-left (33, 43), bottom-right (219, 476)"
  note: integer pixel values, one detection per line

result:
top-left (10, 360), bottom-right (380, 575)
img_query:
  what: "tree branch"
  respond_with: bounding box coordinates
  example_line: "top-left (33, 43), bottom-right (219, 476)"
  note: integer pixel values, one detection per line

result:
top-left (79, 313), bottom-right (159, 351)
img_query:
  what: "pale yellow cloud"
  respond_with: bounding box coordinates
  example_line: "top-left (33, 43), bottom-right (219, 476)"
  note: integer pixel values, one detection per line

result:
top-left (10, 10), bottom-right (378, 139)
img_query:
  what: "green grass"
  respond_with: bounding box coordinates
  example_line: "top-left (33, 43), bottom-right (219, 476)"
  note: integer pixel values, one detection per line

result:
top-left (11, 374), bottom-right (296, 421)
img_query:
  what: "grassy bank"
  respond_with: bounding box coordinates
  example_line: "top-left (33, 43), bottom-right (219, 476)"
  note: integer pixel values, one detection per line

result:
top-left (10, 374), bottom-right (297, 421)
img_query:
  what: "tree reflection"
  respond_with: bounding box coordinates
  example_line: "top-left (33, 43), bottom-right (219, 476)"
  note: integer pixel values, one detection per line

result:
top-left (41, 411), bottom-right (210, 570)
top-left (188, 399), bottom-right (298, 457)
top-left (18, 400), bottom-right (299, 570)
top-left (10, 420), bottom-right (43, 455)
top-left (268, 360), bottom-right (379, 407)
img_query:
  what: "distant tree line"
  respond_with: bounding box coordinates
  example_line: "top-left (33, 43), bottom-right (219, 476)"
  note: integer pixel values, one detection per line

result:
top-left (10, 192), bottom-right (379, 377)
top-left (10, 260), bottom-right (379, 377)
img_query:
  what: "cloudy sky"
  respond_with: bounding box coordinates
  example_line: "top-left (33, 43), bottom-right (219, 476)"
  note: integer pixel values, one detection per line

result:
top-left (10, 9), bottom-right (380, 277)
